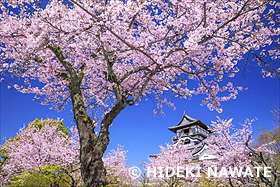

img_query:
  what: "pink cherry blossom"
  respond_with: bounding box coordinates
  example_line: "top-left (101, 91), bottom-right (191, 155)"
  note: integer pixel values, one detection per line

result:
top-left (0, 120), bottom-right (80, 185)
top-left (0, 0), bottom-right (278, 185)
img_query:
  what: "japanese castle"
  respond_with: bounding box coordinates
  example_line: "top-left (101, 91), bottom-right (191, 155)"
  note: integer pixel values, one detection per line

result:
top-left (168, 113), bottom-right (211, 145)
top-left (168, 113), bottom-right (216, 160)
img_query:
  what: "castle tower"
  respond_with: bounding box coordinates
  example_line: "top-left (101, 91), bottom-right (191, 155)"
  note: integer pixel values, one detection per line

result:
top-left (168, 113), bottom-right (211, 149)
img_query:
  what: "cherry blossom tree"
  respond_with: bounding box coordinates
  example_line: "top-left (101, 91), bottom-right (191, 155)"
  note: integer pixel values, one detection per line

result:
top-left (103, 145), bottom-right (137, 186)
top-left (249, 108), bottom-right (280, 187)
top-left (146, 141), bottom-right (196, 187)
top-left (205, 118), bottom-right (279, 187)
top-left (0, 119), bottom-right (134, 186)
top-left (202, 118), bottom-right (254, 186)
top-left (0, 119), bottom-right (81, 186)
top-left (0, 0), bottom-right (279, 186)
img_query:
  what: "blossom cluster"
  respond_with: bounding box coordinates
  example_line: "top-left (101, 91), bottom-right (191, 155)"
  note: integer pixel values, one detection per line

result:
top-left (0, 0), bottom-right (278, 117)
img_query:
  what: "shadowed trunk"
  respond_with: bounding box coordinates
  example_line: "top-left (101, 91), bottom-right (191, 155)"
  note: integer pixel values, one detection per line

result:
top-left (48, 46), bottom-right (127, 186)
top-left (70, 84), bottom-right (126, 187)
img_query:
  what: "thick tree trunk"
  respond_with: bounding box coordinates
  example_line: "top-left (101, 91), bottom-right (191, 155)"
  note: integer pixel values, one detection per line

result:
top-left (48, 46), bottom-right (127, 186)
top-left (69, 88), bottom-right (101, 186)
top-left (70, 85), bottom-right (126, 187)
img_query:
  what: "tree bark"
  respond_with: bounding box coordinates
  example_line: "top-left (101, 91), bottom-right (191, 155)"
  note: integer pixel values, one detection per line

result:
top-left (69, 83), bottom-right (126, 187)
top-left (48, 46), bottom-right (127, 186)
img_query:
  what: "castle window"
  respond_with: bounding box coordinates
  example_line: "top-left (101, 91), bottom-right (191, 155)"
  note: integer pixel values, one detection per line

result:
top-left (184, 129), bottom-right (189, 134)
top-left (184, 139), bottom-right (190, 144)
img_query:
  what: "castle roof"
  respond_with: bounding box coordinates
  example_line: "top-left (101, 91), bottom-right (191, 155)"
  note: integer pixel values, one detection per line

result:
top-left (168, 114), bottom-right (210, 133)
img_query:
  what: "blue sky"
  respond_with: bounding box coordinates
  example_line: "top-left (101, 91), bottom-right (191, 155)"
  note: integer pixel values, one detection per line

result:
top-left (1, 62), bottom-right (279, 167)
top-left (0, 0), bottom-right (279, 168)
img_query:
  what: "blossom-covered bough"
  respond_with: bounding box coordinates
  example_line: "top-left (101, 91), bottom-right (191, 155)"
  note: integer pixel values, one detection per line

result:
top-left (0, 0), bottom-right (279, 186)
